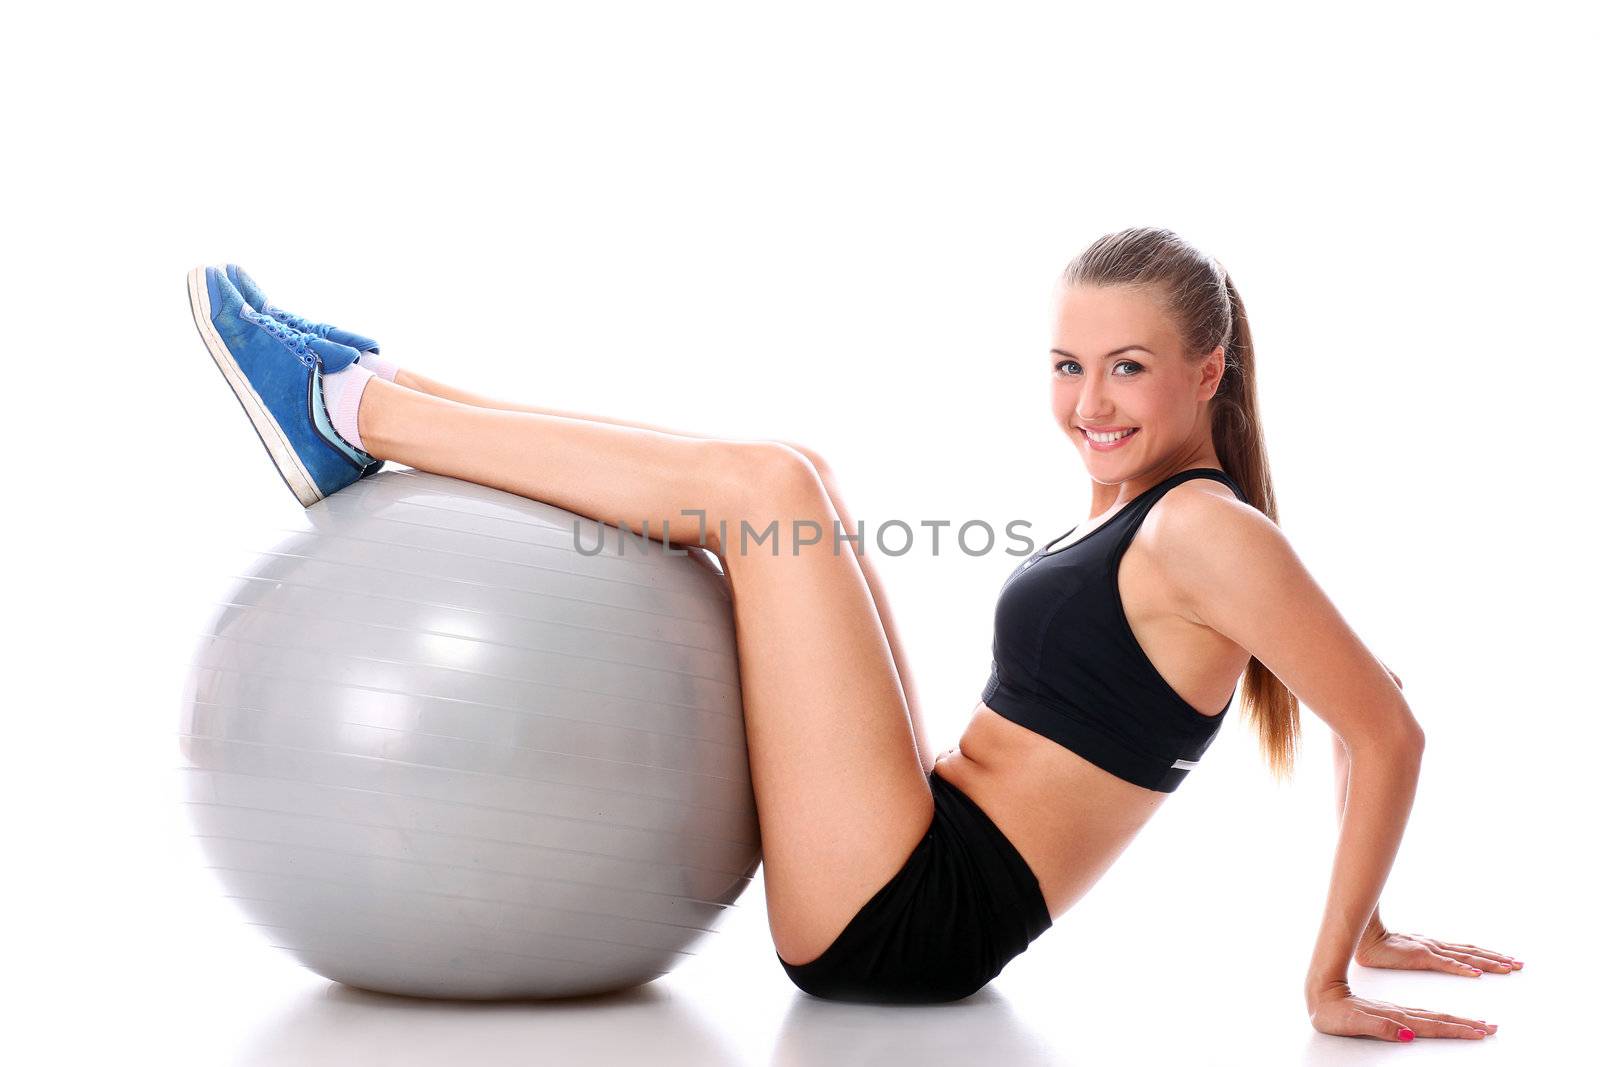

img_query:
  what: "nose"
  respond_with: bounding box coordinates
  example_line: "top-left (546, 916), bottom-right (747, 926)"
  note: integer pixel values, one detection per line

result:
top-left (1074, 374), bottom-right (1113, 423)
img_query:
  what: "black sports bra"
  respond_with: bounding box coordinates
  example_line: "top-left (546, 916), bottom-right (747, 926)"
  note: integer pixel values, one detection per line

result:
top-left (980, 467), bottom-right (1246, 792)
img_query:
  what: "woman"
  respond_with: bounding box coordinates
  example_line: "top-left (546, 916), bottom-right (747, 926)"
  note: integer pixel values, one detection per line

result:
top-left (187, 227), bottom-right (1516, 1040)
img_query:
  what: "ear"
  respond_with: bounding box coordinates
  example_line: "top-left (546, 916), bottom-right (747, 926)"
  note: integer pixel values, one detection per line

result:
top-left (1199, 344), bottom-right (1226, 401)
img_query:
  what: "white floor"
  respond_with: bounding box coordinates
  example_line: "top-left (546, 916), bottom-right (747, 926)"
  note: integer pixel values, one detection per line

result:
top-left (8, 767), bottom-right (1575, 1066)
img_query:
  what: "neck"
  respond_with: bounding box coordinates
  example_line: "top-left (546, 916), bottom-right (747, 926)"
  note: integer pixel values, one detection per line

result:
top-left (1085, 444), bottom-right (1223, 518)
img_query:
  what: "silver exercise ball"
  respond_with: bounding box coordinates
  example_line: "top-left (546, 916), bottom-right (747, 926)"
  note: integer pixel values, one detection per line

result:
top-left (178, 468), bottom-right (760, 1000)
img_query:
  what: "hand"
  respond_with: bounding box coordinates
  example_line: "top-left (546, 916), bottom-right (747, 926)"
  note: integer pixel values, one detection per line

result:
top-left (1307, 980), bottom-right (1496, 1041)
top-left (1357, 922), bottom-right (1523, 976)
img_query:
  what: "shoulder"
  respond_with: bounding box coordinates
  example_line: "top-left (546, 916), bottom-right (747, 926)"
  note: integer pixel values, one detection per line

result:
top-left (1145, 476), bottom-right (1278, 548)
top-left (1138, 475), bottom-right (1420, 743)
top-left (1138, 476), bottom-right (1299, 623)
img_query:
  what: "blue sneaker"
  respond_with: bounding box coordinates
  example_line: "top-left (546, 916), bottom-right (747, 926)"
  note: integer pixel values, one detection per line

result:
top-left (188, 265), bottom-right (384, 507)
top-left (224, 264), bottom-right (381, 355)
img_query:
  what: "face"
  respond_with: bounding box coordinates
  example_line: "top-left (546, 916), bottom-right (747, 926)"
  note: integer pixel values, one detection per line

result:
top-left (1049, 283), bottom-right (1225, 485)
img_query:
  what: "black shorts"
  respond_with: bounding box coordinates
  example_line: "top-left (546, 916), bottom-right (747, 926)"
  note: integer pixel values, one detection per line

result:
top-left (775, 769), bottom-right (1053, 1003)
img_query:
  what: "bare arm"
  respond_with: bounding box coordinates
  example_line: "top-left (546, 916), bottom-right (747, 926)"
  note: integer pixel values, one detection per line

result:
top-left (1330, 733), bottom-right (1382, 938)
top-left (1150, 487), bottom-right (1430, 1032)
top-left (1309, 714), bottom-right (1422, 997)
top-left (1332, 673), bottom-right (1399, 944)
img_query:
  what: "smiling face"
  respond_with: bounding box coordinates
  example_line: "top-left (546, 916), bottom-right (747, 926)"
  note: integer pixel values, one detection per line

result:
top-left (1049, 283), bottom-right (1227, 492)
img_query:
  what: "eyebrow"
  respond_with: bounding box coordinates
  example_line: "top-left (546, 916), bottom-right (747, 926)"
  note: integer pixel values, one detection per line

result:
top-left (1050, 345), bottom-right (1154, 359)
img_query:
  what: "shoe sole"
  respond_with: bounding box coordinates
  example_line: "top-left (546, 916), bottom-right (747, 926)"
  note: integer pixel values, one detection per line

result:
top-left (187, 266), bottom-right (323, 508)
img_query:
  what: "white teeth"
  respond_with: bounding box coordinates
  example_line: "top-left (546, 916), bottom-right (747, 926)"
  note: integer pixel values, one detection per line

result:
top-left (1086, 428), bottom-right (1135, 443)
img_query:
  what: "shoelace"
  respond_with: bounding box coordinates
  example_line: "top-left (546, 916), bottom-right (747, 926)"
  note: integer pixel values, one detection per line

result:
top-left (243, 306), bottom-right (323, 368)
top-left (264, 304), bottom-right (337, 341)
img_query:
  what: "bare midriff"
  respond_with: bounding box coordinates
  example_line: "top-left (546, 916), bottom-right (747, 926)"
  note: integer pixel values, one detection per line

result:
top-left (930, 701), bottom-right (1174, 921)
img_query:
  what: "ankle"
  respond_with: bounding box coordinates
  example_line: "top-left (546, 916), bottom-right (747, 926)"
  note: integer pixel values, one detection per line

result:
top-left (361, 352), bottom-right (401, 383)
top-left (321, 361), bottom-right (376, 453)
top-left (355, 374), bottom-right (385, 454)
top-left (355, 373), bottom-right (411, 459)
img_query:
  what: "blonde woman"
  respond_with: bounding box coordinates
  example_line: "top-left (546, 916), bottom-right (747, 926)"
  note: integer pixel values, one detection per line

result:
top-left (186, 227), bottom-right (1516, 1040)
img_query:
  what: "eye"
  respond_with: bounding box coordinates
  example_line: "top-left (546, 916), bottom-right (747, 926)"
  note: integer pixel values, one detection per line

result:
top-left (1053, 359), bottom-right (1143, 377)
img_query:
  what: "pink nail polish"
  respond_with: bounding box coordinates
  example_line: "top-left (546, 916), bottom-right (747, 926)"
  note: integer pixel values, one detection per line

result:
top-left (1398, 1027), bottom-right (1415, 1042)
top-left (1470, 967), bottom-right (1482, 975)
top-left (1473, 1029), bottom-right (1487, 1037)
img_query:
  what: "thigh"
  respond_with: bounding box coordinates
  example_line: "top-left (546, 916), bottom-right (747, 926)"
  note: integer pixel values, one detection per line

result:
top-left (774, 442), bottom-right (935, 776)
top-left (719, 444), bottom-right (935, 965)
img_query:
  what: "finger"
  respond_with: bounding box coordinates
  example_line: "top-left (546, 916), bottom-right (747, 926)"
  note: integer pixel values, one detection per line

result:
top-left (1400, 1014), bottom-right (1490, 1040)
top-left (1429, 950), bottom-right (1494, 976)
top-left (1348, 1009), bottom-right (1416, 1043)
top-left (1452, 941), bottom-right (1514, 958)
top-left (1395, 1007), bottom-right (1498, 1032)
top-left (1449, 943), bottom-right (1520, 970)
top-left (1436, 946), bottom-right (1517, 973)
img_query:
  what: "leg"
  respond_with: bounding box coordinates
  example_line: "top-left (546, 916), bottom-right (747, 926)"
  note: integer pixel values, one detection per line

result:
top-left (358, 380), bottom-right (938, 964)
top-left (384, 368), bottom-right (935, 774)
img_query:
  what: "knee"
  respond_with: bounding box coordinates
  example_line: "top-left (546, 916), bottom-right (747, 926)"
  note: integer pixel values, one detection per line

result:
top-left (732, 441), bottom-right (823, 496)
top-left (709, 443), bottom-right (836, 558)
top-left (765, 439), bottom-right (831, 480)
top-left (695, 441), bottom-right (822, 516)
top-left (706, 442), bottom-right (826, 527)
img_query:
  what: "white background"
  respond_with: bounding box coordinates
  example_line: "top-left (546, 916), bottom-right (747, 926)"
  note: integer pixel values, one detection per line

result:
top-left (3, 2), bottom-right (1594, 1063)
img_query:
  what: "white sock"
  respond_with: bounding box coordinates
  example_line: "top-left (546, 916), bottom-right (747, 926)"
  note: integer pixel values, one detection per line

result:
top-left (359, 352), bottom-right (401, 382)
top-left (320, 361), bottom-right (376, 452)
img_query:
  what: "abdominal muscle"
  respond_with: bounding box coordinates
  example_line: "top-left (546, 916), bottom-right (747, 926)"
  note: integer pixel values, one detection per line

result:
top-left (930, 702), bottom-right (1171, 921)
